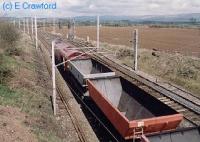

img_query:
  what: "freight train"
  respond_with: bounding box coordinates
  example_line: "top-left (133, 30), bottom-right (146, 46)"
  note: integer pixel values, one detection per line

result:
top-left (54, 39), bottom-right (200, 142)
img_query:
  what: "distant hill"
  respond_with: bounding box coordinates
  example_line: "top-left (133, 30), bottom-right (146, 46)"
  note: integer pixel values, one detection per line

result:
top-left (139, 13), bottom-right (200, 22)
top-left (1, 13), bottom-right (200, 26)
top-left (74, 13), bottom-right (200, 23)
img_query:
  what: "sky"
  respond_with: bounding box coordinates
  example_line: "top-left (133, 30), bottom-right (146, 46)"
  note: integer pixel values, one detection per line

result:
top-left (1, 0), bottom-right (200, 17)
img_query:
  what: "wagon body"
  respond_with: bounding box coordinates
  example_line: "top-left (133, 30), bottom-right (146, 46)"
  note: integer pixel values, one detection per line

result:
top-left (87, 77), bottom-right (183, 139)
top-left (68, 58), bottom-right (116, 86)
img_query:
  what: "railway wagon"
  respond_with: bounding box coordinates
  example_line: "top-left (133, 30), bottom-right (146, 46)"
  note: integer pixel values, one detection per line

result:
top-left (87, 77), bottom-right (183, 140)
top-left (68, 58), bottom-right (116, 86)
top-left (54, 41), bottom-right (116, 86)
top-left (55, 41), bottom-right (89, 70)
top-left (54, 40), bottom-right (183, 140)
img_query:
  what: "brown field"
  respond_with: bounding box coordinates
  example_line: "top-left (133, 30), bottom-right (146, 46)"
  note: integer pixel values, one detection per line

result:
top-left (45, 26), bottom-right (200, 57)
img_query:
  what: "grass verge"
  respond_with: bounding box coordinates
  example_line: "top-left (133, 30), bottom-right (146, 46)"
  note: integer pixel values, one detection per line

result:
top-left (101, 43), bottom-right (200, 96)
top-left (0, 23), bottom-right (63, 141)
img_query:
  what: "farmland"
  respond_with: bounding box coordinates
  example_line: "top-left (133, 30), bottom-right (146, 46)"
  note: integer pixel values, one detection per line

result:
top-left (46, 26), bottom-right (200, 57)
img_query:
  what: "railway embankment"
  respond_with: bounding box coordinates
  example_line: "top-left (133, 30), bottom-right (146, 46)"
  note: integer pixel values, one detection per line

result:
top-left (0, 24), bottom-right (98, 142)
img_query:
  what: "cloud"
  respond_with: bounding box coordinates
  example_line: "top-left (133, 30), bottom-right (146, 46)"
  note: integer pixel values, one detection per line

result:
top-left (1, 0), bottom-right (200, 17)
top-left (149, 3), bottom-right (160, 9)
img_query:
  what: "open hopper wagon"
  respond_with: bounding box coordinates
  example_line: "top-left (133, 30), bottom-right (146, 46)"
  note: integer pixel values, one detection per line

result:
top-left (68, 58), bottom-right (116, 86)
top-left (54, 40), bottom-right (184, 140)
top-left (87, 77), bottom-right (183, 140)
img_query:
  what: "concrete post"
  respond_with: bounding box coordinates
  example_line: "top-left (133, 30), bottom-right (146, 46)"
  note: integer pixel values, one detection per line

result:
top-left (24, 18), bottom-right (26, 33)
top-left (31, 17), bottom-right (34, 36)
top-left (27, 18), bottom-right (29, 34)
top-left (133, 29), bottom-right (138, 71)
top-left (13, 20), bottom-right (15, 27)
top-left (18, 20), bottom-right (20, 29)
top-left (97, 15), bottom-right (100, 49)
top-left (51, 41), bottom-right (56, 115)
top-left (53, 18), bottom-right (56, 33)
top-left (43, 19), bottom-right (46, 31)
top-left (35, 16), bottom-right (38, 49)
top-left (87, 36), bottom-right (90, 42)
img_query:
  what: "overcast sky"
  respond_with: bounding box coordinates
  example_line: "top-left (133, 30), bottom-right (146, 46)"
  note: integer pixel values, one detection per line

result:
top-left (1, 0), bottom-right (200, 17)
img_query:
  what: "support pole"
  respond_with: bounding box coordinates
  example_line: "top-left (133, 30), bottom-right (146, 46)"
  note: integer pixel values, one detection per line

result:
top-left (53, 18), bottom-right (56, 33)
top-left (97, 15), bottom-right (100, 49)
top-left (18, 19), bottom-right (20, 29)
top-left (13, 20), bottom-right (15, 27)
top-left (35, 16), bottom-right (38, 49)
top-left (43, 19), bottom-right (46, 31)
top-left (133, 29), bottom-right (138, 71)
top-left (73, 18), bottom-right (75, 38)
top-left (51, 41), bottom-right (56, 115)
top-left (31, 17), bottom-right (34, 36)
top-left (27, 18), bottom-right (29, 35)
top-left (24, 18), bottom-right (25, 33)
top-left (87, 36), bottom-right (90, 42)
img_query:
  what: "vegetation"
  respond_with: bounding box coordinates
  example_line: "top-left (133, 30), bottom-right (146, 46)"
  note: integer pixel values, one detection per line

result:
top-left (0, 23), bottom-right (22, 110)
top-left (0, 84), bottom-right (22, 107)
top-left (0, 23), bottom-right (19, 84)
top-left (101, 43), bottom-right (200, 96)
top-left (0, 22), bottom-right (63, 142)
top-left (133, 50), bottom-right (200, 95)
top-left (0, 23), bottom-right (19, 45)
top-left (0, 22), bottom-right (21, 55)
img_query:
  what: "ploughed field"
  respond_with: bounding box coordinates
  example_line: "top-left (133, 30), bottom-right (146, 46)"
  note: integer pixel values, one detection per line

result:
top-left (76, 26), bottom-right (200, 57)
top-left (46, 26), bottom-right (200, 57)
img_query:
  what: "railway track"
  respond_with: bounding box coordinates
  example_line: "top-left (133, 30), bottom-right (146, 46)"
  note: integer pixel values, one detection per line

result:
top-left (56, 87), bottom-right (88, 142)
top-left (38, 30), bottom-right (200, 128)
